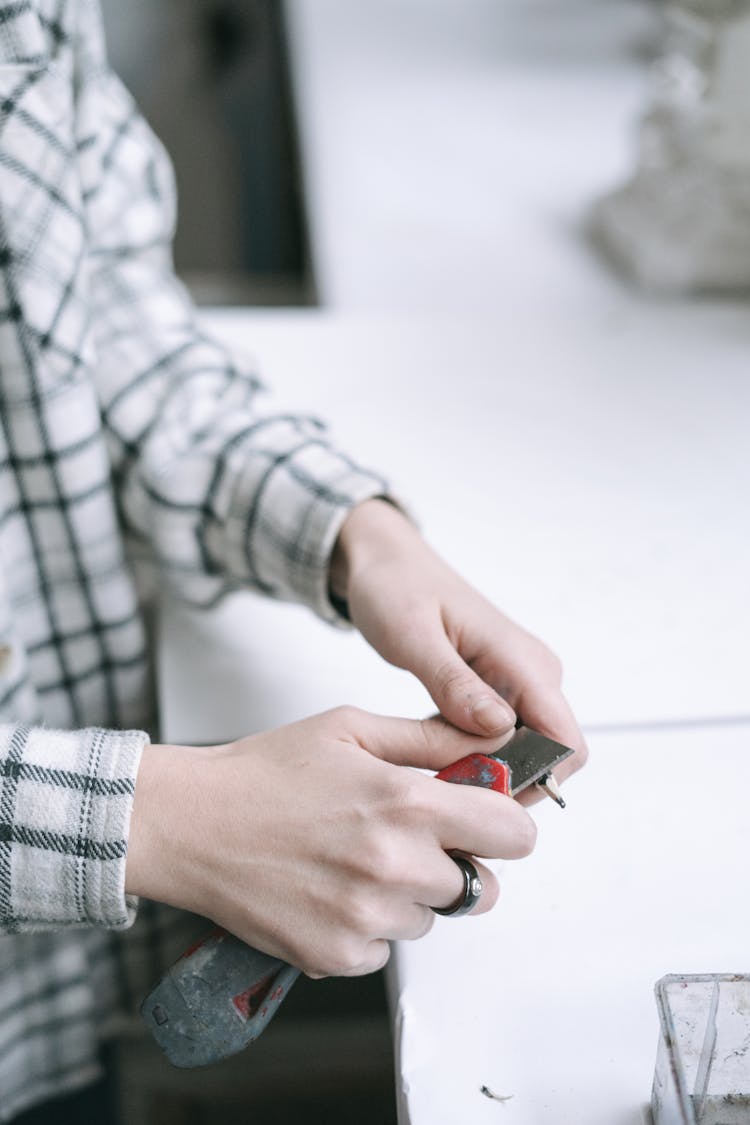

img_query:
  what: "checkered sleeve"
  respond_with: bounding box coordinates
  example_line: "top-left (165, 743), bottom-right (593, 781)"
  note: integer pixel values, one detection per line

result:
top-left (0, 723), bottom-right (146, 933)
top-left (79, 57), bottom-right (389, 622)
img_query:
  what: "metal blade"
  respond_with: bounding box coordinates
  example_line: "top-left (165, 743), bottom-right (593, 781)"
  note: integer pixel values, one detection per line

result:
top-left (491, 728), bottom-right (574, 795)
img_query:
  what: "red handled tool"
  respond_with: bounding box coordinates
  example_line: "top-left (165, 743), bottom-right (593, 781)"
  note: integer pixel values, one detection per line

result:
top-left (141, 727), bottom-right (573, 1067)
top-left (434, 725), bottom-right (572, 805)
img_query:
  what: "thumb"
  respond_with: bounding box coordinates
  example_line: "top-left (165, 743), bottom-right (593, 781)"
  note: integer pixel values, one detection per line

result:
top-left (406, 633), bottom-right (516, 737)
top-left (353, 711), bottom-right (506, 771)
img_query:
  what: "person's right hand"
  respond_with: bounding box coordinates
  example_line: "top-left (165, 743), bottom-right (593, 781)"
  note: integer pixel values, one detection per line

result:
top-left (125, 708), bottom-right (537, 978)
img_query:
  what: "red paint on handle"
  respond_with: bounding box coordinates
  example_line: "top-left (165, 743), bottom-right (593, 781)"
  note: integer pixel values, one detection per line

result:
top-left (436, 754), bottom-right (511, 794)
top-left (232, 971), bottom-right (282, 1022)
top-left (179, 925), bottom-right (226, 960)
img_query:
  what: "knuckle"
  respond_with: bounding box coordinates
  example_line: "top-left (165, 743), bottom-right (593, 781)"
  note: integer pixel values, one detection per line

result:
top-left (359, 830), bottom-right (410, 889)
top-left (298, 952), bottom-right (328, 978)
top-left (416, 716), bottom-right (437, 754)
top-left (328, 704), bottom-right (363, 729)
top-left (376, 767), bottom-right (427, 827)
top-left (393, 768), bottom-right (425, 813)
top-left (295, 927), bottom-right (372, 978)
top-left (296, 948), bottom-right (331, 978)
top-left (343, 890), bottom-right (383, 940)
top-left (392, 774), bottom-right (436, 836)
top-left (516, 639), bottom-right (564, 687)
top-left (537, 644), bottom-right (563, 682)
top-left (434, 658), bottom-right (474, 702)
top-left (324, 937), bottom-right (370, 978)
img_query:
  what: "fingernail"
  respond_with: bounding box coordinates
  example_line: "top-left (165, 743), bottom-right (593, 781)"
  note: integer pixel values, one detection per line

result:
top-left (471, 697), bottom-right (515, 734)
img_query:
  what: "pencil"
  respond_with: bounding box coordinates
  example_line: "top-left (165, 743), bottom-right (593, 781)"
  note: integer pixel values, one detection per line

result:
top-left (536, 772), bottom-right (566, 808)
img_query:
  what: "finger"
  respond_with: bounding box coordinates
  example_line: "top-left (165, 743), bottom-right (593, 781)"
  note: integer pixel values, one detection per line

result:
top-left (377, 902), bottom-right (436, 942)
top-left (401, 628), bottom-right (516, 736)
top-left (337, 710), bottom-right (538, 858)
top-left (348, 709), bottom-right (507, 771)
top-left (338, 939), bottom-right (392, 978)
top-left (303, 937), bottom-right (391, 980)
top-left (428, 779), bottom-right (538, 860)
top-left (425, 855), bottom-right (499, 918)
top-left (330, 860), bottom-right (500, 963)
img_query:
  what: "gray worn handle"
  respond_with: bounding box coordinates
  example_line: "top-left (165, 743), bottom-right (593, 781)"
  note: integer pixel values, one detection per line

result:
top-left (141, 927), bottom-right (300, 1067)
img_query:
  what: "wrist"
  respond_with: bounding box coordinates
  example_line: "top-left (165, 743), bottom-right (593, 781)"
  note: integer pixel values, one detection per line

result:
top-left (125, 741), bottom-right (214, 908)
top-left (329, 498), bottom-right (418, 604)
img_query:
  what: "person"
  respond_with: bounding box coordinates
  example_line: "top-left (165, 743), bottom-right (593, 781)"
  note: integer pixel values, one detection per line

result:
top-left (0, 1), bottom-right (587, 1120)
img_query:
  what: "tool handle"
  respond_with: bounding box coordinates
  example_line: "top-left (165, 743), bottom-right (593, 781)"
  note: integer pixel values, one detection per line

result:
top-left (142, 751), bottom-right (506, 1067)
top-left (140, 927), bottom-right (300, 1068)
top-left (436, 752), bottom-right (511, 794)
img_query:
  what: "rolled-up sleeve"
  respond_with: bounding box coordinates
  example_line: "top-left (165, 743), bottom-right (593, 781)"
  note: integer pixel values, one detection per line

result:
top-left (0, 723), bottom-right (146, 933)
top-left (77, 66), bottom-right (388, 622)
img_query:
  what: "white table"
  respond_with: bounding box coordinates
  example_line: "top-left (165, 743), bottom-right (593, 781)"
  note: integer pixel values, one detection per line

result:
top-left (390, 721), bottom-right (750, 1125)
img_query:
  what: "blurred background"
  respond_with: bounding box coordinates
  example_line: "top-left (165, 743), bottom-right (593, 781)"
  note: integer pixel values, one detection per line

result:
top-left (101, 0), bottom-right (313, 306)
top-left (99, 0), bottom-right (662, 313)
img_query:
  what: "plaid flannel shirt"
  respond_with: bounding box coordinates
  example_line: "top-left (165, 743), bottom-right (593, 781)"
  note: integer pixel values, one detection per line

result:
top-left (0, 1), bottom-right (388, 1117)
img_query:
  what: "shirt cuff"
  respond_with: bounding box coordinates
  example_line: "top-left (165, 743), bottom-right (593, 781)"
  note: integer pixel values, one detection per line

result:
top-left (218, 430), bottom-right (394, 625)
top-left (0, 724), bottom-right (148, 932)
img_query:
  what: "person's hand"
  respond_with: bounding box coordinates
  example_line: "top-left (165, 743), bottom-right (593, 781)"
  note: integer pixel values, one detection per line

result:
top-left (330, 500), bottom-right (587, 796)
top-left (125, 708), bottom-right (536, 977)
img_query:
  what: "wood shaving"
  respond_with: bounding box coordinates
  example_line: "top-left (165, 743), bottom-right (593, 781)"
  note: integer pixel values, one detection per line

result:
top-left (480, 1085), bottom-right (514, 1102)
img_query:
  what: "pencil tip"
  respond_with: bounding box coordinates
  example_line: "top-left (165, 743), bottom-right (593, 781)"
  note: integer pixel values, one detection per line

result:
top-left (537, 773), bottom-right (566, 809)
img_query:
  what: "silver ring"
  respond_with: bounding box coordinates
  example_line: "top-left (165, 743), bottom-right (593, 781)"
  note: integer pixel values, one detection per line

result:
top-left (432, 856), bottom-right (483, 917)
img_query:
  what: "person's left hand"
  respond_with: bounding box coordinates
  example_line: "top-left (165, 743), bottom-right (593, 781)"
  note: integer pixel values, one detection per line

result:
top-left (329, 500), bottom-right (587, 797)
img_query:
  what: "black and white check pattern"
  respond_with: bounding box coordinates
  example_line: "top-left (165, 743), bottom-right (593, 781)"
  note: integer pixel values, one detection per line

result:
top-left (0, 1), bottom-right (388, 1117)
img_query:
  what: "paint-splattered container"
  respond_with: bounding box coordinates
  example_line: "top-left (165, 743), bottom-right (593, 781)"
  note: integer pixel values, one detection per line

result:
top-left (652, 974), bottom-right (750, 1125)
